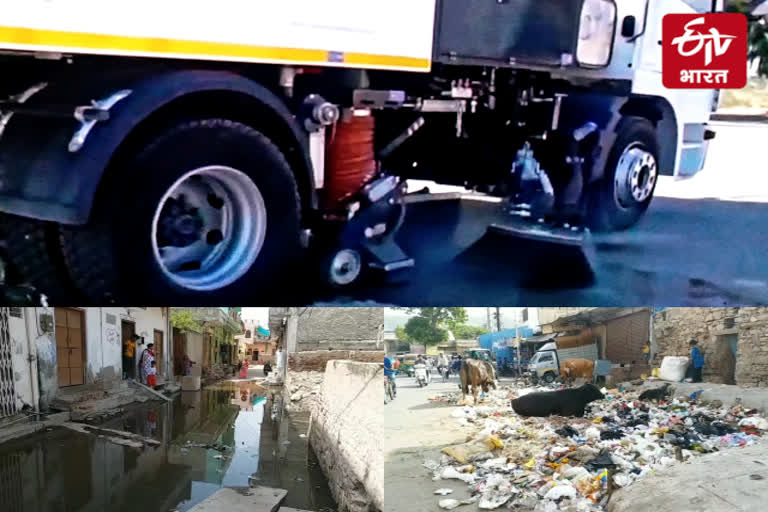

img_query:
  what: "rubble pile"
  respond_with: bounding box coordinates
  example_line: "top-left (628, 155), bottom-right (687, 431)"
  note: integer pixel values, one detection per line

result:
top-left (203, 363), bottom-right (233, 381)
top-left (424, 384), bottom-right (768, 511)
top-left (286, 371), bottom-right (324, 413)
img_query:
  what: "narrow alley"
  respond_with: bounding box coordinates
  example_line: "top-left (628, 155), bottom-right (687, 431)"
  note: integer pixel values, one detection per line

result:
top-left (0, 379), bottom-right (336, 512)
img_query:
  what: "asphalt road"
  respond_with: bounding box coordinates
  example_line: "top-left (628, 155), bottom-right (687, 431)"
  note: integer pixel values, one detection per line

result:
top-left (384, 371), bottom-right (473, 512)
top-left (318, 121), bottom-right (768, 307)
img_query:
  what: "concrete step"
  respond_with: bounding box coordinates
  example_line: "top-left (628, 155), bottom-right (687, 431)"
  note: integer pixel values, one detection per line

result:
top-left (187, 487), bottom-right (287, 512)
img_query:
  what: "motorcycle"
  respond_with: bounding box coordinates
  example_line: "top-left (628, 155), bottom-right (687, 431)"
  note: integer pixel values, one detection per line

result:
top-left (414, 363), bottom-right (430, 387)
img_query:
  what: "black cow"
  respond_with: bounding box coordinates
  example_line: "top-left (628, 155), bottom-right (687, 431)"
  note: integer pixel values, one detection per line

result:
top-left (511, 383), bottom-right (605, 417)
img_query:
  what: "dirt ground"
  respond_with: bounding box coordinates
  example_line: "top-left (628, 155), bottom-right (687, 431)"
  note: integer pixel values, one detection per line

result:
top-left (384, 372), bottom-right (475, 512)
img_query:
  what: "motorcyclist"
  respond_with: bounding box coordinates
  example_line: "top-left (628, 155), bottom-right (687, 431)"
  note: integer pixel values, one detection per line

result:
top-left (451, 355), bottom-right (463, 374)
top-left (414, 354), bottom-right (431, 384)
top-left (384, 355), bottom-right (398, 397)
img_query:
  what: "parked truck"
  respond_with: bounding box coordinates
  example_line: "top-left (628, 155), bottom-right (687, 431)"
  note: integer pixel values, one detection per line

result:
top-left (0, 0), bottom-right (721, 302)
top-left (528, 330), bottom-right (599, 383)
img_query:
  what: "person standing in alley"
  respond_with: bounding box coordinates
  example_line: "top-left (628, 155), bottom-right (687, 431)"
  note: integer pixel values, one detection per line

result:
top-left (139, 343), bottom-right (155, 384)
top-left (147, 360), bottom-right (157, 387)
top-left (688, 339), bottom-right (704, 383)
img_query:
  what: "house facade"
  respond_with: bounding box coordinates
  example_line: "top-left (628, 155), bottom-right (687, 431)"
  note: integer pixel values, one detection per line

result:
top-left (1, 307), bottom-right (172, 418)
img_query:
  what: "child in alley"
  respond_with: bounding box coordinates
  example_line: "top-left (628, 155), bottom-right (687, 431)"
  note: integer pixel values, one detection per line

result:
top-left (147, 360), bottom-right (157, 388)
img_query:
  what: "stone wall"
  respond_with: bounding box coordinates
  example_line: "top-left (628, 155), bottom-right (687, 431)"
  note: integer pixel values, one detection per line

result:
top-left (653, 307), bottom-right (768, 386)
top-left (310, 361), bottom-right (382, 512)
top-left (289, 350), bottom-right (384, 372)
top-left (270, 308), bottom-right (384, 350)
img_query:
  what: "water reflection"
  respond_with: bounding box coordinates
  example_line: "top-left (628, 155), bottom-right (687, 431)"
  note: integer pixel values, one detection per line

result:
top-left (0, 380), bottom-right (336, 512)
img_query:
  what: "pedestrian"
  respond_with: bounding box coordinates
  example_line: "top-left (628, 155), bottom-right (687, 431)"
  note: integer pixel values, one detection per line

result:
top-left (688, 339), bottom-right (705, 383)
top-left (264, 360), bottom-right (272, 377)
top-left (183, 354), bottom-right (196, 376)
top-left (138, 343), bottom-right (155, 385)
top-left (147, 360), bottom-right (157, 387)
top-left (643, 341), bottom-right (651, 365)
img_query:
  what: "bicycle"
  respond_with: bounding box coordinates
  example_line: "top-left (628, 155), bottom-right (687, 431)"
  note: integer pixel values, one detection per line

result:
top-left (385, 375), bottom-right (395, 404)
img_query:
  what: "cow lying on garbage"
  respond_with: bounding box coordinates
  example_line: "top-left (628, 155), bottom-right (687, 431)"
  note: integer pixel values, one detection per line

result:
top-left (460, 359), bottom-right (497, 404)
top-left (511, 383), bottom-right (605, 417)
top-left (560, 358), bottom-right (595, 386)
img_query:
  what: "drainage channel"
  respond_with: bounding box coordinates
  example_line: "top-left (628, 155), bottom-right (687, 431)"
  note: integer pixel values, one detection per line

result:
top-left (0, 379), bottom-right (336, 512)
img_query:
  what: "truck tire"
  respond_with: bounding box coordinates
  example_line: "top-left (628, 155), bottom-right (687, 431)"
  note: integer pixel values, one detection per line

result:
top-left (542, 371), bottom-right (557, 383)
top-left (0, 215), bottom-right (80, 302)
top-left (60, 119), bottom-right (302, 302)
top-left (588, 117), bottom-right (659, 231)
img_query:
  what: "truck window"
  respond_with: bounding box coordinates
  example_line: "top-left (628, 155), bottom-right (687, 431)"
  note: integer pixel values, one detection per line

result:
top-left (539, 353), bottom-right (554, 363)
top-left (683, 0), bottom-right (715, 12)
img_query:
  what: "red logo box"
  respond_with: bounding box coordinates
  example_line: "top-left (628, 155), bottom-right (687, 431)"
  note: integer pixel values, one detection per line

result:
top-left (662, 13), bottom-right (747, 89)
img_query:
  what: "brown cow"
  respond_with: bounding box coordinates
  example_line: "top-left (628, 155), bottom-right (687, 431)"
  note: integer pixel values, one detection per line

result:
top-left (560, 359), bottom-right (595, 386)
top-left (460, 359), bottom-right (497, 404)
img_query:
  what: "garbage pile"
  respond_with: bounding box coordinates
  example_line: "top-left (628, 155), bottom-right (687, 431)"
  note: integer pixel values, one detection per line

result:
top-left (286, 371), bottom-right (324, 413)
top-left (424, 384), bottom-right (767, 511)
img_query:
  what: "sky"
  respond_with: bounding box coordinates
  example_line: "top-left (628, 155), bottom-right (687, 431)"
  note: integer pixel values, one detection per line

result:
top-left (242, 308), bottom-right (269, 325)
top-left (384, 308), bottom-right (523, 332)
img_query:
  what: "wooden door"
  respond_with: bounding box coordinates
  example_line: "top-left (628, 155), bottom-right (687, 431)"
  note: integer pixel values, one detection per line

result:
top-left (173, 330), bottom-right (185, 376)
top-left (54, 308), bottom-right (85, 387)
top-left (154, 330), bottom-right (164, 378)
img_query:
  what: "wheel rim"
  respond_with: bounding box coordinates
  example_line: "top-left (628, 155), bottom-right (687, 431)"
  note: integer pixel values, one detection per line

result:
top-left (328, 249), bottom-right (362, 286)
top-left (614, 143), bottom-right (658, 208)
top-left (151, 165), bottom-right (267, 291)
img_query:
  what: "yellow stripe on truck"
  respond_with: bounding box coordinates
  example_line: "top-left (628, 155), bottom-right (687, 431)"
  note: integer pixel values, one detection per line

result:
top-left (0, 25), bottom-right (431, 72)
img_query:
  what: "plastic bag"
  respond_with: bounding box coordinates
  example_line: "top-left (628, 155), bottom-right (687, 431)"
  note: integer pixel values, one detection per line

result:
top-left (439, 499), bottom-right (460, 509)
top-left (440, 466), bottom-right (477, 483)
top-left (442, 436), bottom-right (503, 463)
top-left (544, 484), bottom-right (577, 500)
top-left (659, 356), bottom-right (688, 382)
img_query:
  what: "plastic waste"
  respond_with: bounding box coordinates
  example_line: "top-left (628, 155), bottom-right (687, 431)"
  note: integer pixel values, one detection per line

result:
top-left (544, 484), bottom-right (577, 500)
top-left (434, 489), bottom-right (454, 495)
top-left (440, 466), bottom-right (477, 483)
top-left (659, 356), bottom-right (688, 382)
top-left (612, 473), bottom-right (632, 487)
top-left (442, 435), bottom-right (502, 463)
top-left (439, 499), bottom-right (461, 510)
top-left (739, 417), bottom-right (768, 430)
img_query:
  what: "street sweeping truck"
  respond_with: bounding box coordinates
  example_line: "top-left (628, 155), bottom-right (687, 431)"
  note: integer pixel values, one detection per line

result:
top-left (0, 0), bottom-right (720, 302)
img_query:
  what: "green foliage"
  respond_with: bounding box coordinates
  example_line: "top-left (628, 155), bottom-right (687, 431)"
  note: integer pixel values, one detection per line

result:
top-left (403, 316), bottom-right (448, 346)
top-left (452, 324), bottom-right (488, 340)
top-left (170, 310), bottom-right (202, 333)
top-left (729, 0), bottom-right (768, 77)
top-left (394, 308), bottom-right (469, 346)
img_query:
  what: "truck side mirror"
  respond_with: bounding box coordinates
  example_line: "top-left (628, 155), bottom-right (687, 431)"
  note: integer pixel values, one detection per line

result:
top-left (621, 16), bottom-right (636, 38)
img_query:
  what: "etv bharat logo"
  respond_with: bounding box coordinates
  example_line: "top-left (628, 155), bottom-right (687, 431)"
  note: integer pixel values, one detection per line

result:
top-left (663, 13), bottom-right (746, 89)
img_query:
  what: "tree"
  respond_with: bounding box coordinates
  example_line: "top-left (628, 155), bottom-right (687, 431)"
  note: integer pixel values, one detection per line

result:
top-left (730, 0), bottom-right (768, 77)
top-left (170, 310), bottom-right (202, 333)
top-left (452, 324), bottom-right (488, 340)
top-left (394, 307), bottom-right (469, 346)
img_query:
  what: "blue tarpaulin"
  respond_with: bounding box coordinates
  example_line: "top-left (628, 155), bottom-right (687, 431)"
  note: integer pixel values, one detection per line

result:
top-left (478, 327), bottom-right (536, 361)
top-left (257, 325), bottom-right (270, 337)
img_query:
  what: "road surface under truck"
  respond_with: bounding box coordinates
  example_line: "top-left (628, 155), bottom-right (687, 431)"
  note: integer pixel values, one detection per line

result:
top-left (0, 0), bottom-right (718, 303)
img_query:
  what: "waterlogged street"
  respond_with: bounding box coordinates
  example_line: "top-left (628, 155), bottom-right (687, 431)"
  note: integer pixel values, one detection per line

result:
top-left (0, 380), bottom-right (336, 512)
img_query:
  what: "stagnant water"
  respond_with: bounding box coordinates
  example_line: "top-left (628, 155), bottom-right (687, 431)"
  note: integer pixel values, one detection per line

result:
top-left (0, 379), bottom-right (336, 512)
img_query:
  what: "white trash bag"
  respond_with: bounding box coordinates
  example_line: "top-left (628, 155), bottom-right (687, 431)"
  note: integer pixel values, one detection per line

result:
top-left (659, 356), bottom-right (689, 382)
